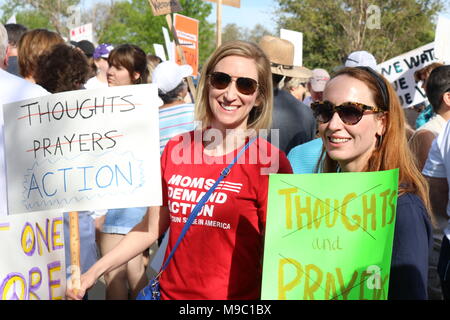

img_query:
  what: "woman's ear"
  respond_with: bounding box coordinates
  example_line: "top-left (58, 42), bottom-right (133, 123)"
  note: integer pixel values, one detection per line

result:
top-left (376, 113), bottom-right (387, 136)
top-left (443, 92), bottom-right (450, 109)
top-left (132, 72), bottom-right (141, 82)
top-left (254, 92), bottom-right (263, 108)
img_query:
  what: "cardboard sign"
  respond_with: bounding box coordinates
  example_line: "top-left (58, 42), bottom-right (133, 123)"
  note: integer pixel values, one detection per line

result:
top-left (434, 15), bottom-right (450, 63)
top-left (262, 169), bottom-right (399, 300)
top-left (0, 211), bottom-right (66, 300)
top-left (204, 0), bottom-right (241, 8)
top-left (69, 23), bottom-right (93, 43)
top-left (148, 0), bottom-right (183, 16)
top-left (174, 14), bottom-right (199, 76)
top-left (3, 85), bottom-right (163, 214)
top-left (377, 43), bottom-right (437, 108)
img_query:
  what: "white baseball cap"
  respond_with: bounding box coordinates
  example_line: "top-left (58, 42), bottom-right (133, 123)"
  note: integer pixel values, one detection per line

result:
top-left (309, 68), bottom-right (330, 92)
top-left (152, 61), bottom-right (193, 93)
top-left (345, 51), bottom-right (378, 70)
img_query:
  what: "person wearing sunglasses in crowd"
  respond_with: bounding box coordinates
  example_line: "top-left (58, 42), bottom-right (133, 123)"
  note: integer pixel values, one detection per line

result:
top-left (66, 40), bottom-right (292, 300)
top-left (306, 66), bottom-right (432, 299)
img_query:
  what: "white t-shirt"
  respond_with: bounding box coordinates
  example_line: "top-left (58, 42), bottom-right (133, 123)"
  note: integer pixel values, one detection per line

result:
top-left (0, 69), bottom-right (49, 217)
top-left (422, 119), bottom-right (450, 238)
top-left (84, 76), bottom-right (108, 90)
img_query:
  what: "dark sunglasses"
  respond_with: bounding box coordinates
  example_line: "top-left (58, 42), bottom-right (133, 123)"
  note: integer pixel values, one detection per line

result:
top-left (311, 101), bottom-right (384, 125)
top-left (209, 72), bottom-right (258, 95)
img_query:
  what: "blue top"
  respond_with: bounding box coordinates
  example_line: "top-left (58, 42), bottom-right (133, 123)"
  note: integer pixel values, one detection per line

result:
top-left (287, 138), bottom-right (323, 174)
top-left (415, 104), bottom-right (434, 129)
top-left (388, 192), bottom-right (432, 300)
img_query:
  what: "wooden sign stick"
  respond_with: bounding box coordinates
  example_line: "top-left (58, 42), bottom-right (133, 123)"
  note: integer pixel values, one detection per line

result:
top-left (69, 211), bottom-right (81, 295)
top-left (165, 13), bottom-right (197, 98)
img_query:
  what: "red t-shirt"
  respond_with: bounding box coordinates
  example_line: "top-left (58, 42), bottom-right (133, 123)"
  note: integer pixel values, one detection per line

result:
top-left (159, 131), bottom-right (292, 299)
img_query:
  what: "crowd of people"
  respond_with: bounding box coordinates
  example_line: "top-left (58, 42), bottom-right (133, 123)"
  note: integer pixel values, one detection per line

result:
top-left (0, 21), bottom-right (449, 301)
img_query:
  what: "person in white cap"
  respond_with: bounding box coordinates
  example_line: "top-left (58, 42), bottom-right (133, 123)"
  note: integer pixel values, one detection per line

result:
top-left (152, 60), bottom-right (196, 153)
top-left (303, 68), bottom-right (330, 107)
top-left (345, 50), bottom-right (378, 70)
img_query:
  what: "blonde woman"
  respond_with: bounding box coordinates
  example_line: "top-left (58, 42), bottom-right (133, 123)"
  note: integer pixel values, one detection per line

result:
top-left (67, 40), bottom-right (292, 300)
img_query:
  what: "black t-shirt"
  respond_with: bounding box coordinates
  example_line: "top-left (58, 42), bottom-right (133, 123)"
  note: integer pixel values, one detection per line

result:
top-left (270, 89), bottom-right (316, 155)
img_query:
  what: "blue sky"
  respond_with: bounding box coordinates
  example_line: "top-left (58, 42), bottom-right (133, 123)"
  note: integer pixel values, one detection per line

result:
top-left (206, 0), bottom-right (278, 32)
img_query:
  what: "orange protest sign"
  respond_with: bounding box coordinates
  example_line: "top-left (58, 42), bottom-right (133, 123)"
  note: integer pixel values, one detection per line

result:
top-left (174, 14), bottom-right (199, 77)
top-left (204, 0), bottom-right (240, 8)
top-left (147, 0), bottom-right (183, 16)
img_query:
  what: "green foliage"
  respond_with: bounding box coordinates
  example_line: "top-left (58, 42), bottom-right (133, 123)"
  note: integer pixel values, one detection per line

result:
top-left (222, 23), bottom-right (273, 44)
top-left (275, 0), bottom-right (444, 71)
top-left (1, 0), bottom-right (80, 34)
top-left (98, 0), bottom-right (215, 67)
top-left (0, 0), bottom-right (215, 67)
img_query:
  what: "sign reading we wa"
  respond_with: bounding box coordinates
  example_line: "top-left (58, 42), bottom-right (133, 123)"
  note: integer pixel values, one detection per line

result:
top-left (3, 84), bottom-right (163, 214)
top-left (262, 169), bottom-right (399, 300)
top-left (377, 42), bottom-right (437, 108)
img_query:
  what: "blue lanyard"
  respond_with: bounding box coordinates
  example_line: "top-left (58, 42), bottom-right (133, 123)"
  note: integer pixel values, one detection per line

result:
top-left (159, 136), bottom-right (257, 274)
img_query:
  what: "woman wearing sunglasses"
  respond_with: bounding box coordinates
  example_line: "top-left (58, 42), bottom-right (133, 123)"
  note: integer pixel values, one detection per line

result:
top-left (310, 66), bottom-right (432, 299)
top-left (67, 40), bottom-right (292, 300)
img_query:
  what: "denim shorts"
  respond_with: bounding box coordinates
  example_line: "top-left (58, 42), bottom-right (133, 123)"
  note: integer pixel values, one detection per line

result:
top-left (102, 207), bottom-right (147, 234)
top-left (63, 211), bottom-right (98, 277)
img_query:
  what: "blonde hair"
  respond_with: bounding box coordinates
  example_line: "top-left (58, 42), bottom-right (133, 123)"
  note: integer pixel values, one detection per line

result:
top-left (318, 67), bottom-right (430, 212)
top-left (18, 29), bottom-right (64, 79)
top-left (195, 40), bottom-right (273, 131)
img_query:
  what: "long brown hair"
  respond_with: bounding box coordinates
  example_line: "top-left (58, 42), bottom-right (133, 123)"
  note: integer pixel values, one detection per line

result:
top-left (108, 44), bottom-right (149, 84)
top-left (318, 67), bottom-right (430, 212)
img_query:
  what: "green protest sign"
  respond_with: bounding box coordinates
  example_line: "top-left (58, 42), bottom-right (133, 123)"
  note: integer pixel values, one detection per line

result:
top-left (261, 169), bottom-right (399, 300)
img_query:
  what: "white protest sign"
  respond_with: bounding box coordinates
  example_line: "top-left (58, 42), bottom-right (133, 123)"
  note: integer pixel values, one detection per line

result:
top-left (69, 23), bottom-right (94, 43)
top-left (435, 15), bottom-right (450, 63)
top-left (0, 211), bottom-right (65, 300)
top-left (162, 26), bottom-right (175, 62)
top-left (3, 84), bottom-right (163, 214)
top-left (153, 43), bottom-right (167, 61)
top-left (378, 42), bottom-right (437, 108)
top-left (280, 28), bottom-right (303, 67)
